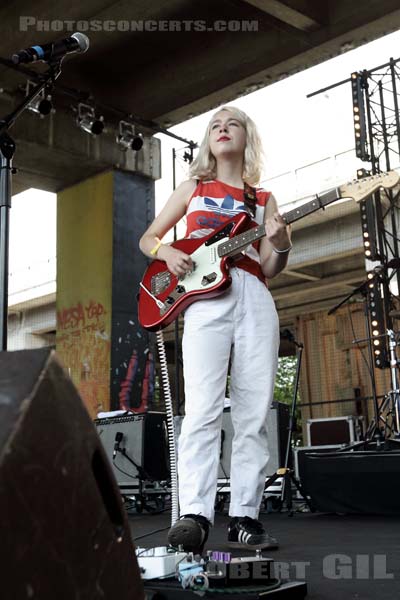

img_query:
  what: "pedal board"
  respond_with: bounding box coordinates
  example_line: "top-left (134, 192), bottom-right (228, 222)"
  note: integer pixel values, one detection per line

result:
top-left (138, 547), bottom-right (307, 599)
top-left (144, 578), bottom-right (307, 598)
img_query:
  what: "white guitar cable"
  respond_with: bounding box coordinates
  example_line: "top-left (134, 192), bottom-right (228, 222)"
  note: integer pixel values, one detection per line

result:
top-left (156, 329), bottom-right (179, 527)
top-left (139, 281), bottom-right (165, 309)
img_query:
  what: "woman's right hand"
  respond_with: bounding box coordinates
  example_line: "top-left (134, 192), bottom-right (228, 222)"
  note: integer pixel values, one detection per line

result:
top-left (157, 245), bottom-right (194, 278)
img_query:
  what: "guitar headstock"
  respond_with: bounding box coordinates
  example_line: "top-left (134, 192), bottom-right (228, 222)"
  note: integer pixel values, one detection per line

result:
top-left (339, 170), bottom-right (400, 203)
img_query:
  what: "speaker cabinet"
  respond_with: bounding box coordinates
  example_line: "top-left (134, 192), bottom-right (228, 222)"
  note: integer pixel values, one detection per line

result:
top-left (94, 412), bottom-right (170, 488)
top-left (0, 348), bottom-right (144, 600)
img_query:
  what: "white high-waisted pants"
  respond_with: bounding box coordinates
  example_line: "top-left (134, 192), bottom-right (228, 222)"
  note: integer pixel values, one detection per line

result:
top-left (178, 267), bottom-right (279, 523)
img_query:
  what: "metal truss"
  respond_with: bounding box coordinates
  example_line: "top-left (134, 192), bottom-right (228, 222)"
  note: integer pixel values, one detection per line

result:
top-left (351, 58), bottom-right (400, 368)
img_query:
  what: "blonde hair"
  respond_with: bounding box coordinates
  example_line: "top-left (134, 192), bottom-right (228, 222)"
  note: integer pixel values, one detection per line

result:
top-left (189, 105), bottom-right (264, 186)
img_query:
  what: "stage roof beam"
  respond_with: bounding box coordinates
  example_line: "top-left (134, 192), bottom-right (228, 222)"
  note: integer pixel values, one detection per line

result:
top-left (241, 0), bottom-right (321, 31)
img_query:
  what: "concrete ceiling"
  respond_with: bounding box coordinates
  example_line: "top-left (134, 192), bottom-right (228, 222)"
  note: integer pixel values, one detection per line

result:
top-left (0, 1), bottom-right (398, 193)
top-left (0, 1), bottom-right (399, 195)
top-left (0, 1), bottom-right (399, 128)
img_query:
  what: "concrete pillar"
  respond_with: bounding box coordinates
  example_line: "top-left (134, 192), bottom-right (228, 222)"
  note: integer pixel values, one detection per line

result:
top-left (56, 169), bottom-right (155, 418)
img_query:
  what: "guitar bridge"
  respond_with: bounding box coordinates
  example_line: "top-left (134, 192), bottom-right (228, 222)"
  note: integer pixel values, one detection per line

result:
top-left (151, 271), bottom-right (171, 295)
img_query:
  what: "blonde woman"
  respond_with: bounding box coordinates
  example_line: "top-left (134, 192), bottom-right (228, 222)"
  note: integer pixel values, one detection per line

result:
top-left (139, 106), bottom-right (291, 553)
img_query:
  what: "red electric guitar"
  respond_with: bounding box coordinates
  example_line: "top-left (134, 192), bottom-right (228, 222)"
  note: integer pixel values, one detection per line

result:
top-left (138, 171), bottom-right (399, 331)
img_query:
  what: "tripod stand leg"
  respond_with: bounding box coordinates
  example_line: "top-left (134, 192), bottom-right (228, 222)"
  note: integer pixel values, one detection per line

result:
top-left (290, 473), bottom-right (315, 512)
top-left (281, 470), bottom-right (294, 516)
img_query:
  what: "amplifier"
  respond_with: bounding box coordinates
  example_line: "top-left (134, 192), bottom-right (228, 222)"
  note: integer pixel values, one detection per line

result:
top-left (94, 412), bottom-right (169, 488)
top-left (174, 401), bottom-right (290, 480)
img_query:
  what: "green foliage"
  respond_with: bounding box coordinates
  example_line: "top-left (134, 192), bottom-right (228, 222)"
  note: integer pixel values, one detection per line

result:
top-left (274, 356), bottom-right (303, 445)
top-left (274, 356), bottom-right (298, 404)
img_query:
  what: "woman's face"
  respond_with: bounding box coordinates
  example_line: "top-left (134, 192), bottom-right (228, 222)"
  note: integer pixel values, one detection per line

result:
top-left (208, 110), bottom-right (246, 160)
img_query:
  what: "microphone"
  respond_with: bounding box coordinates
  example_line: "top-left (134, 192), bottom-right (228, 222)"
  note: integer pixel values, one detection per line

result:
top-left (12, 32), bottom-right (89, 65)
top-left (113, 431), bottom-right (123, 459)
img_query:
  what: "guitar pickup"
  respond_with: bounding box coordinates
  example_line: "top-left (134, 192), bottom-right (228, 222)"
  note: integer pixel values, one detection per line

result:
top-left (201, 273), bottom-right (217, 286)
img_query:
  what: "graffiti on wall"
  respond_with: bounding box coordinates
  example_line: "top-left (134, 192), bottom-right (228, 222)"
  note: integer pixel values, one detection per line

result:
top-left (56, 299), bottom-right (110, 418)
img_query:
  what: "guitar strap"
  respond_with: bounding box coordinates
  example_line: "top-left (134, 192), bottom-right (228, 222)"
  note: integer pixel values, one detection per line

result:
top-left (243, 181), bottom-right (257, 218)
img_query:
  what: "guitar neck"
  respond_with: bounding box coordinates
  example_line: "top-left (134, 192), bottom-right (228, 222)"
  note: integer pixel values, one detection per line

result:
top-left (218, 186), bottom-right (341, 257)
top-left (283, 187), bottom-right (341, 225)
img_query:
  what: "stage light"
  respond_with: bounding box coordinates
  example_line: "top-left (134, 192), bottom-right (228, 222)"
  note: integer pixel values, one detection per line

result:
top-left (116, 120), bottom-right (143, 151)
top-left (351, 72), bottom-right (369, 161)
top-left (76, 103), bottom-right (104, 136)
top-left (25, 80), bottom-right (54, 117)
top-left (359, 171), bottom-right (379, 261)
top-left (366, 276), bottom-right (389, 367)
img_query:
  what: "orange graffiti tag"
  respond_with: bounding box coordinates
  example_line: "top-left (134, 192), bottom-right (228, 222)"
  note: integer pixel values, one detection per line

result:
top-left (85, 300), bottom-right (106, 321)
top-left (57, 302), bottom-right (85, 330)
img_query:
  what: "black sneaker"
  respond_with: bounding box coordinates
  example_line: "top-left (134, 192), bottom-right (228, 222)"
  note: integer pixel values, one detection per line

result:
top-left (167, 514), bottom-right (210, 554)
top-left (227, 516), bottom-right (279, 550)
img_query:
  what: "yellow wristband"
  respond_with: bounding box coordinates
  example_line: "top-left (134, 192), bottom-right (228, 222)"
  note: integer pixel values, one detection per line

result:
top-left (150, 239), bottom-right (163, 256)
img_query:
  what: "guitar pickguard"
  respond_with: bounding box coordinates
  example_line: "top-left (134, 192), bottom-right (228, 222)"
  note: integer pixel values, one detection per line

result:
top-left (153, 238), bottom-right (229, 315)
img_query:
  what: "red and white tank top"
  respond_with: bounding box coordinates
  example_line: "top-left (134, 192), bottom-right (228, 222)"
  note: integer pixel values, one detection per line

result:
top-left (185, 179), bottom-right (271, 282)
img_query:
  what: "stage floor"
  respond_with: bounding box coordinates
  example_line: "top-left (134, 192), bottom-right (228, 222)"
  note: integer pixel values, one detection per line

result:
top-left (128, 509), bottom-right (400, 599)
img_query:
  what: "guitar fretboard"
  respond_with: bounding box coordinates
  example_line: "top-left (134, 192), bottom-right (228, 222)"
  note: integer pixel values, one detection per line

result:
top-left (218, 187), bottom-right (341, 257)
top-left (218, 225), bottom-right (266, 257)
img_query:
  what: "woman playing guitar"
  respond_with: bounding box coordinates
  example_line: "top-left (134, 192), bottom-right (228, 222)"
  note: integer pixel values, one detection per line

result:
top-left (139, 105), bottom-right (291, 553)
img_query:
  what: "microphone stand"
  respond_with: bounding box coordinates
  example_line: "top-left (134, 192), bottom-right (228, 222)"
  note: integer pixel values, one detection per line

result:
top-left (264, 332), bottom-right (314, 516)
top-left (114, 445), bottom-right (156, 513)
top-left (0, 60), bottom-right (62, 349)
